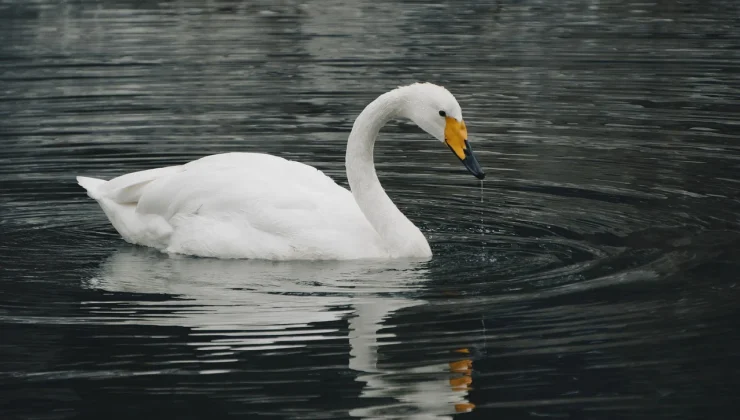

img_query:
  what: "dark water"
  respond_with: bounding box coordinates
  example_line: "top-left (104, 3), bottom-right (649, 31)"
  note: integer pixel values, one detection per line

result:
top-left (2, 0), bottom-right (740, 418)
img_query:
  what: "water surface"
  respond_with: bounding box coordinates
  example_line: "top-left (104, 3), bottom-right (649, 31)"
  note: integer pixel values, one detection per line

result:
top-left (1, 0), bottom-right (740, 418)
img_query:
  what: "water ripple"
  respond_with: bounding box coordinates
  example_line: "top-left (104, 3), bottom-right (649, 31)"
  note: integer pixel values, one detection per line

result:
top-left (2, 0), bottom-right (740, 418)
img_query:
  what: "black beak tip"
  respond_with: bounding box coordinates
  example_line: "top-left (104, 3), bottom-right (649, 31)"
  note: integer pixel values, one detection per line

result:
top-left (462, 160), bottom-right (485, 180)
top-left (450, 140), bottom-right (486, 180)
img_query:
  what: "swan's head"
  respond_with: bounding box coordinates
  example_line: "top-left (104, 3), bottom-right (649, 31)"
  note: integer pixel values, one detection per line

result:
top-left (400, 83), bottom-right (485, 179)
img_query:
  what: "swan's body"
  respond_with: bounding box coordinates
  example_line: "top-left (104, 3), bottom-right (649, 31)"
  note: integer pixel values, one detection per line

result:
top-left (79, 152), bottom-right (401, 259)
top-left (78, 83), bottom-right (484, 260)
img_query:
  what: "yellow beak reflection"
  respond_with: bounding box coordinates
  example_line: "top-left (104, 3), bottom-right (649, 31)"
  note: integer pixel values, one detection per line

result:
top-left (444, 117), bottom-right (485, 179)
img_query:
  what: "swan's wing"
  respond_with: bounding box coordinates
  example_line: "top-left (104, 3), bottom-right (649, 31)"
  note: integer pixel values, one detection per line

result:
top-left (136, 152), bottom-right (346, 219)
top-left (132, 153), bottom-right (382, 259)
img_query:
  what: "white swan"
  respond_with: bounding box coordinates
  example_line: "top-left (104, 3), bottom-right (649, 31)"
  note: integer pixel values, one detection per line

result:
top-left (77, 83), bottom-right (485, 260)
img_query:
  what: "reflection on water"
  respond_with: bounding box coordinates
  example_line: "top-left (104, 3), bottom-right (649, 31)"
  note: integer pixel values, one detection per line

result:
top-left (84, 249), bottom-right (425, 331)
top-left (84, 249), bottom-right (472, 418)
top-left (2, 0), bottom-right (740, 418)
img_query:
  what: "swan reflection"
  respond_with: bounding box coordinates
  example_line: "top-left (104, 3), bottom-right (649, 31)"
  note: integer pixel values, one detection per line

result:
top-left (84, 248), bottom-right (474, 417)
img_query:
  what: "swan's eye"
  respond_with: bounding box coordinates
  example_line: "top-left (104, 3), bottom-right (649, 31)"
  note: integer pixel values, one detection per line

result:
top-left (439, 110), bottom-right (446, 117)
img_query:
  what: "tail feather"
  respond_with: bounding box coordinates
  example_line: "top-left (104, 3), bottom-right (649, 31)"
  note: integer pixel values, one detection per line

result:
top-left (76, 174), bottom-right (172, 248)
top-left (77, 176), bottom-right (107, 200)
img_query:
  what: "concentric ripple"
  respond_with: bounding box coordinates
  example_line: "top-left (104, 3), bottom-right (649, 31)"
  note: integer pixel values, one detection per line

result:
top-left (2, 0), bottom-right (740, 419)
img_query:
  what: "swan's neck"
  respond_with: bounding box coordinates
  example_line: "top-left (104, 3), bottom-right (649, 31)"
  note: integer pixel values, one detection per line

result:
top-left (345, 90), bottom-right (431, 258)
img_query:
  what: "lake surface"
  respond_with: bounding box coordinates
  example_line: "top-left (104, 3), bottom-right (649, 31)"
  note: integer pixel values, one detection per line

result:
top-left (1, 0), bottom-right (739, 418)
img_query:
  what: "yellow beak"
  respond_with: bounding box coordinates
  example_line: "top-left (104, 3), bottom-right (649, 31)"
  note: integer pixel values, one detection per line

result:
top-left (444, 117), bottom-right (468, 160)
top-left (444, 117), bottom-right (485, 179)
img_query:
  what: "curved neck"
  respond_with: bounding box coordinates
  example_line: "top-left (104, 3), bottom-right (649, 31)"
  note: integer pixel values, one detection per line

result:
top-left (345, 90), bottom-right (429, 257)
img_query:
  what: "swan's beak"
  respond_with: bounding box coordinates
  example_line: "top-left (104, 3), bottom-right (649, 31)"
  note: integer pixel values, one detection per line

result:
top-left (445, 117), bottom-right (485, 179)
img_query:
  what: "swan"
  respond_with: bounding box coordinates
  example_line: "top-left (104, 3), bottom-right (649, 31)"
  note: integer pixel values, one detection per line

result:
top-left (77, 83), bottom-right (485, 260)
